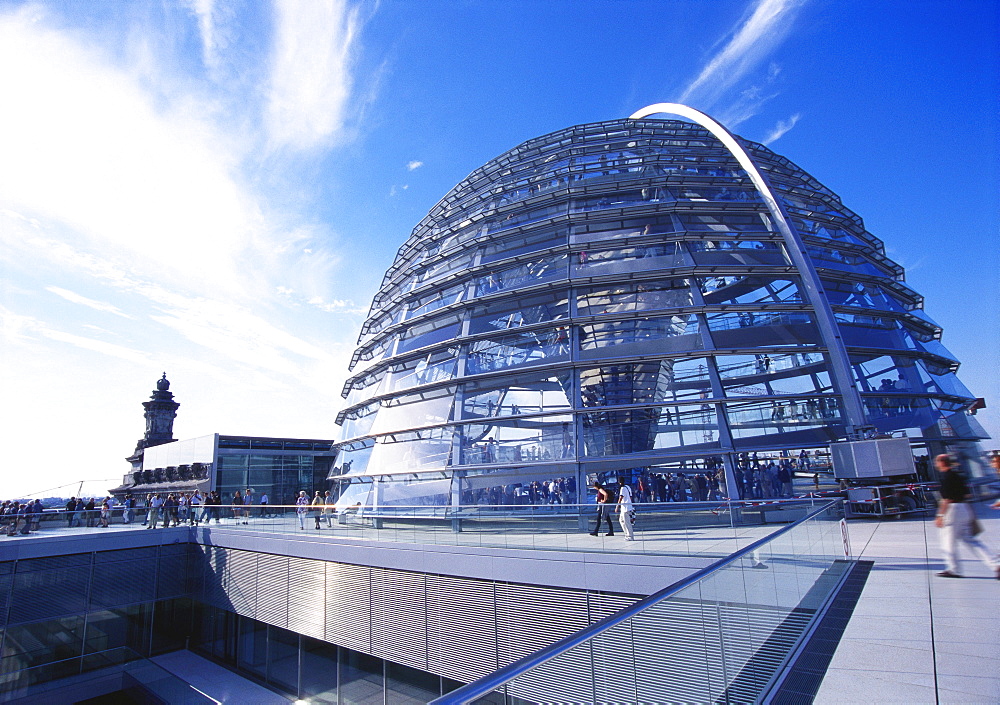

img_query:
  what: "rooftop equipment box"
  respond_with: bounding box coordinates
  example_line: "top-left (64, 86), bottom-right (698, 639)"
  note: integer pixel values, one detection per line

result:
top-left (830, 437), bottom-right (915, 480)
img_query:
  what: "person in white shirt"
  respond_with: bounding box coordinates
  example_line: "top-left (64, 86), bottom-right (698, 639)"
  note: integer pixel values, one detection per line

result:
top-left (617, 477), bottom-right (635, 541)
top-left (189, 490), bottom-right (203, 526)
top-left (146, 494), bottom-right (164, 529)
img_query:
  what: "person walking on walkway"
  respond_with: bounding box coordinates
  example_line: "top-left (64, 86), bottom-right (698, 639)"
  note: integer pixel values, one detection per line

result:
top-left (617, 477), bottom-right (635, 541)
top-left (589, 481), bottom-right (615, 537)
top-left (311, 491), bottom-right (324, 529)
top-left (295, 491), bottom-right (309, 530)
top-left (934, 454), bottom-right (999, 579)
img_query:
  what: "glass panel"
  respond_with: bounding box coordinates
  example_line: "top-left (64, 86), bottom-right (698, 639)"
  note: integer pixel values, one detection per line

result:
top-left (459, 414), bottom-right (574, 465)
top-left (403, 282), bottom-right (467, 322)
top-left (577, 279), bottom-right (693, 317)
top-left (579, 314), bottom-right (703, 357)
top-left (395, 312), bottom-right (462, 355)
top-left (580, 358), bottom-right (712, 407)
top-left (699, 276), bottom-right (801, 305)
top-left (707, 311), bottom-right (819, 348)
top-left (582, 405), bottom-right (720, 456)
top-left (468, 292), bottom-right (568, 335)
top-left (238, 617), bottom-right (268, 680)
top-left (368, 426), bottom-right (454, 474)
top-left (572, 242), bottom-right (687, 276)
top-left (466, 329), bottom-right (570, 375)
top-left (300, 637), bottom-right (338, 704)
top-left (1, 616), bottom-right (85, 675)
top-left (370, 387), bottom-right (456, 436)
top-left (475, 254), bottom-right (567, 296)
top-left (824, 280), bottom-right (909, 313)
top-left (726, 398), bottom-right (843, 445)
top-left (716, 353), bottom-right (832, 397)
top-left (570, 218), bottom-right (679, 246)
top-left (461, 370), bottom-right (573, 420)
top-left (677, 212), bottom-right (769, 232)
top-left (480, 228), bottom-right (567, 264)
top-left (84, 606), bottom-right (149, 656)
top-left (689, 240), bottom-right (788, 266)
top-left (339, 648), bottom-right (383, 704)
top-left (267, 626), bottom-right (299, 694)
top-left (386, 661), bottom-right (441, 704)
top-left (386, 348), bottom-right (460, 394)
top-left (807, 244), bottom-right (892, 277)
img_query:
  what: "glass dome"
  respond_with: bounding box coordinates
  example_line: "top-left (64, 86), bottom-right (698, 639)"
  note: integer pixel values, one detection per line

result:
top-left (330, 113), bottom-right (986, 508)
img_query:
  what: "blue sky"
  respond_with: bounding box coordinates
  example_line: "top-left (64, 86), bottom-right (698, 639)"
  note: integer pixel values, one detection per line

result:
top-left (0, 0), bottom-right (997, 498)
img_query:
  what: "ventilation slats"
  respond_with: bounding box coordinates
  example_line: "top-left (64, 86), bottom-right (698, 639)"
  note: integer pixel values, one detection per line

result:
top-left (326, 562), bottom-right (371, 652)
top-left (370, 567), bottom-right (426, 670)
top-left (254, 553), bottom-right (289, 628)
top-left (287, 556), bottom-right (326, 640)
top-left (426, 574), bottom-right (497, 683)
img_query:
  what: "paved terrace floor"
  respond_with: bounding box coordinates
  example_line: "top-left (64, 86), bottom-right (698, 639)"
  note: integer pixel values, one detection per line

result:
top-left (814, 505), bottom-right (1000, 704)
top-left (2, 504), bottom-right (797, 560)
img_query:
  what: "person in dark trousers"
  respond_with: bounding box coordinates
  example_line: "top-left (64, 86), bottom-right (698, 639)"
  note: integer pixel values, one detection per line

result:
top-left (934, 454), bottom-right (998, 579)
top-left (589, 481), bottom-right (615, 537)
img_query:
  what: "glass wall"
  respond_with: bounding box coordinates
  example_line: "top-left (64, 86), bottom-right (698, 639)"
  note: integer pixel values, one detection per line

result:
top-left (192, 605), bottom-right (459, 704)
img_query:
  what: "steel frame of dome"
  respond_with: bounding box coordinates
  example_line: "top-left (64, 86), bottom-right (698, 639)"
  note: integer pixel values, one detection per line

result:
top-left (329, 105), bottom-right (987, 508)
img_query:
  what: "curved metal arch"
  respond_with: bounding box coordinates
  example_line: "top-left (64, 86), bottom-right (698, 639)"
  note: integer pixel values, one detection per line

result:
top-left (628, 103), bottom-right (867, 432)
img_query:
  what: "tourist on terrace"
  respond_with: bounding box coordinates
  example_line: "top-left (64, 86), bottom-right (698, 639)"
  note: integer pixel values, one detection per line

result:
top-left (934, 454), bottom-right (999, 579)
top-left (295, 491), bottom-right (309, 530)
top-left (617, 477), bottom-right (635, 542)
top-left (589, 481), bottom-right (614, 537)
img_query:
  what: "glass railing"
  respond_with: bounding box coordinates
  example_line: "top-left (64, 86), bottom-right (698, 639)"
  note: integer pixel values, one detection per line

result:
top-left (9, 499), bottom-right (837, 560)
top-left (431, 500), bottom-right (849, 704)
top-left (0, 647), bottom-right (214, 704)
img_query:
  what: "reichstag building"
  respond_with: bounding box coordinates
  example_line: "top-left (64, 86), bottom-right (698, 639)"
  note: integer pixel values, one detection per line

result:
top-left (330, 103), bottom-right (986, 508)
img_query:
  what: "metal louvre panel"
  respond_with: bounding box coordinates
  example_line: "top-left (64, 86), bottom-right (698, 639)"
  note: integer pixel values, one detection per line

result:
top-left (325, 562), bottom-right (371, 653)
top-left (0, 567), bottom-right (12, 626)
top-left (201, 545), bottom-right (228, 609)
top-left (254, 552), bottom-right (289, 629)
top-left (370, 567), bottom-right (426, 670)
top-left (224, 549), bottom-right (259, 619)
top-left (425, 574), bottom-right (497, 683)
top-left (9, 565), bottom-right (91, 623)
top-left (286, 556), bottom-right (326, 640)
top-left (14, 554), bottom-right (90, 573)
top-left (506, 629), bottom-right (599, 705)
top-left (157, 547), bottom-right (196, 600)
top-left (495, 583), bottom-right (590, 668)
top-left (91, 558), bottom-right (156, 609)
top-left (632, 599), bottom-right (727, 704)
top-left (96, 547), bottom-right (158, 564)
top-left (587, 592), bottom-right (641, 623)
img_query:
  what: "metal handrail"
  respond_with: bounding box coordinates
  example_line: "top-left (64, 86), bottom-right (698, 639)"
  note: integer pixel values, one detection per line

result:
top-left (429, 498), bottom-right (842, 705)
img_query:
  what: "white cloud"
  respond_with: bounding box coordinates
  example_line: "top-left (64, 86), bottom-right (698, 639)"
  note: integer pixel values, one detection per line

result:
top-left (46, 286), bottom-right (135, 319)
top-left (406, 160), bottom-right (424, 171)
top-left (266, 0), bottom-right (363, 151)
top-left (679, 0), bottom-right (805, 111)
top-left (0, 8), bottom-right (259, 296)
top-left (182, 0), bottom-right (219, 69)
top-left (0, 304), bottom-right (149, 364)
top-left (763, 112), bottom-right (802, 144)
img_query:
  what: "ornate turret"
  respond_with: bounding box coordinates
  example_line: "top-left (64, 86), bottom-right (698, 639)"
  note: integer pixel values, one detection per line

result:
top-left (125, 373), bottom-right (180, 470)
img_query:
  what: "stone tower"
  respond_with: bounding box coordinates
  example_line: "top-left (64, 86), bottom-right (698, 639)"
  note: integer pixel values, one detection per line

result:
top-left (126, 373), bottom-right (180, 471)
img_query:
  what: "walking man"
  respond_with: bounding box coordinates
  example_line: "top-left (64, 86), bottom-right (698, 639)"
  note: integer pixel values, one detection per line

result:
top-left (589, 481), bottom-right (615, 537)
top-left (617, 476), bottom-right (635, 541)
top-left (934, 454), bottom-right (998, 579)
